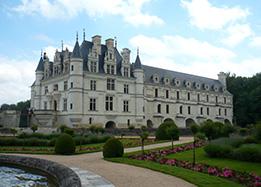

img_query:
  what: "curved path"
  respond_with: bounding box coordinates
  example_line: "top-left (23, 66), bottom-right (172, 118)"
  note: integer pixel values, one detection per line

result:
top-left (4, 137), bottom-right (194, 187)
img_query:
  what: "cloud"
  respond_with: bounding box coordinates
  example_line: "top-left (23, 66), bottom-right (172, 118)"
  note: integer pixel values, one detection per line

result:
top-left (33, 34), bottom-right (54, 44)
top-left (129, 34), bottom-right (260, 78)
top-left (249, 36), bottom-right (261, 47)
top-left (0, 55), bottom-right (35, 104)
top-left (222, 24), bottom-right (252, 47)
top-left (12, 0), bottom-right (164, 27)
top-left (181, 0), bottom-right (249, 30)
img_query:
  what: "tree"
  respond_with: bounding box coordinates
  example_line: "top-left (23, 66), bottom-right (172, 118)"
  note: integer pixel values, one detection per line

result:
top-left (31, 124), bottom-right (38, 133)
top-left (166, 126), bottom-right (179, 149)
top-left (140, 131), bottom-right (149, 155)
top-left (190, 124), bottom-right (199, 166)
top-left (10, 128), bottom-right (17, 136)
top-left (200, 120), bottom-right (217, 141)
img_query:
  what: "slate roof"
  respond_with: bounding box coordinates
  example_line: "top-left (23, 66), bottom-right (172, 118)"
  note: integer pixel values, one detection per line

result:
top-left (35, 57), bottom-right (44, 72)
top-left (134, 55), bottom-right (142, 69)
top-left (72, 41), bottom-right (81, 58)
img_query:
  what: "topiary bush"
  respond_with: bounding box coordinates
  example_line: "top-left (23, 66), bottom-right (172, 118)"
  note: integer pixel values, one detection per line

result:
top-left (244, 136), bottom-right (257, 144)
top-left (195, 132), bottom-right (206, 140)
top-left (55, 133), bottom-right (76, 155)
top-left (103, 138), bottom-right (124, 158)
top-left (156, 121), bottom-right (178, 140)
top-left (64, 128), bottom-right (74, 136)
top-left (232, 144), bottom-right (261, 162)
top-left (204, 144), bottom-right (233, 158)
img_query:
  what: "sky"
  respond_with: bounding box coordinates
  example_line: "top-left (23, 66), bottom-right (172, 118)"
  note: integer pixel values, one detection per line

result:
top-left (0, 0), bottom-right (261, 105)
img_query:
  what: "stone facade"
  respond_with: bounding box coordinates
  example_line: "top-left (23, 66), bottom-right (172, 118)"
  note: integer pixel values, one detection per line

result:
top-left (30, 33), bottom-right (233, 128)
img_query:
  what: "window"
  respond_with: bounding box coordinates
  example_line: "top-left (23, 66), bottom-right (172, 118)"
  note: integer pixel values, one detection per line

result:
top-left (218, 108), bottom-right (221, 116)
top-left (166, 90), bottom-right (169, 99)
top-left (187, 92), bottom-right (190, 100)
top-left (197, 93), bottom-right (200, 102)
top-left (224, 108), bottom-right (227, 116)
top-left (89, 118), bottom-right (92, 124)
top-left (207, 107), bottom-right (209, 115)
top-left (200, 107), bottom-right (203, 115)
top-left (53, 84), bottom-right (58, 91)
top-left (127, 119), bottom-right (130, 126)
top-left (44, 86), bottom-right (48, 94)
top-left (109, 53), bottom-right (112, 60)
top-left (224, 97), bottom-right (226, 104)
top-left (71, 82), bottom-right (73, 88)
top-left (70, 103), bottom-right (73, 109)
top-left (106, 65), bottom-right (115, 74)
top-left (71, 65), bottom-right (74, 71)
top-left (124, 84), bottom-right (129, 94)
top-left (179, 106), bottom-right (183, 114)
top-left (105, 96), bottom-right (113, 111)
top-left (124, 67), bottom-right (129, 77)
top-left (206, 95), bottom-right (209, 102)
top-left (216, 96), bottom-right (218, 103)
top-left (188, 106), bottom-right (191, 114)
top-left (90, 98), bottom-right (96, 111)
top-left (166, 105), bottom-right (169, 114)
top-left (44, 102), bottom-right (47, 110)
top-left (90, 80), bottom-right (96, 91)
top-left (155, 88), bottom-right (158, 97)
top-left (90, 61), bottom-right (97, 72)
top-left (157, 104), bottom-right (161, 113)
top-left (64, 81), bottom-right (68, 91)
top-left (123, 100), bottom-right (129, 112)
top-left (177, 91), bottom-right (180, 100)
top-left (63, 99), bottom-right (67, 111)
top-left (107, 78), bottom-right (115, 90)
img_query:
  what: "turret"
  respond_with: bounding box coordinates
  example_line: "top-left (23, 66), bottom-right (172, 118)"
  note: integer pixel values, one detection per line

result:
top-left (218, 72), bottom-right (227, 88)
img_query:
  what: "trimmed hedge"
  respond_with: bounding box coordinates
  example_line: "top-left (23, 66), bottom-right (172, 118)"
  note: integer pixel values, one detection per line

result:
top-left (17, 132), bottom-right (60, 140)
top-left (233, 144), bottom-right (261, 162)
top-left (156, 121), bottom-right (179, 140)
top-left (55, 133), bottom-right (76, 155)
top-left (204, 144), bottom-right (233, 158)
top-left (103, 138), bottom-right (124, 158)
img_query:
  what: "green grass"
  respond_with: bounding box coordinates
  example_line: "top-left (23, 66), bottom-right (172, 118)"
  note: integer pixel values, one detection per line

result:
top-left (106, 156), bottom-right (242, 187)
top-left (166, 147), bottom-right (261, 175)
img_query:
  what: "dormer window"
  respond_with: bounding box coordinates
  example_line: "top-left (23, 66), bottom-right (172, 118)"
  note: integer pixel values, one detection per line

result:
top-left (175, 79), bottom-right (181, 87)
top-left (107, 64), bottom-right (115, 75)
top-left (164, 77), bottom-right (170, 85)
top-left (90, 61), bottom-right (97, 72)
top-left (185, 81), bottom-right (191, 88)
top-left (214, 85), bottom-right (219, 92)
top-left (195, 83), bottom-right (201, 89)
top-left (109, 53), bottom-right (112, 60)
top-left (204, 84), bottom-right (209, 90)
top-left (152, 74), bottom-right (159, 83)
top-left (124, 67), bottom-right (129, 77)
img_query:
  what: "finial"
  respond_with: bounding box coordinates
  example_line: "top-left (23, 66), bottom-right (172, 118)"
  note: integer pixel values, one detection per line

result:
top-left (114, 36), bottom-right (117, 48)
top-left (41, 49), bottom-right (43, 57)
top-left (83, 28), bottom-right (85, 41)
top-left (61, 40), bottom-right (63, 51)
top-left (76, 31), bottom-right (78, 41)
top-left (137, 47), bottom-right (139, 56)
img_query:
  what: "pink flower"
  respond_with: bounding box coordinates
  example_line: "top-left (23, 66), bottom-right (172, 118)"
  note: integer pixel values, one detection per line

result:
top-left (223, 168), bottom-right (233, 178)
top-left (166, 159), bottom-right (177, 166)
top-left (208, 167), bottom-right (218, 175)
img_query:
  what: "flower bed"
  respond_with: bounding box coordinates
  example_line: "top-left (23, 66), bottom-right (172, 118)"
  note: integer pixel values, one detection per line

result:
top-left (129, 141), bottom-right (261, 186)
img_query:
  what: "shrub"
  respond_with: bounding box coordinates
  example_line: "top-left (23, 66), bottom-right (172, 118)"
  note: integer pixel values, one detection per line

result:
top-left (204, 144), bottom-right (233, 158)
top-left (58, 125), bottom-right (68, 133)
top-left (64, 128), bottom-right (74, 136)
top-left (156, 121), bottom-right (178, 140)
top-left (244, 136), bottom-right (257, 144)
top-left (31, 124), bottom-right (38, 133)
top-left (232, 144), bottom-right (261, 162)
top-left (195, 132), bottom-right (206, 140)
top-left (55, 134), bottom-right (76, 155)
top-left (103, 138), bottom-right (124, 158)
top-left (141, 125), bottom-right (147, 132)
top-left (128, 125), bottom-right (135, 130)
top-left (255, 123), bottom-right (261, 141)
top-left (239, 128), bottom-right (248, 136)
top-left (211, 137), bottom-right (244, 148)
top-left (17, 132), bottom-right (59, 140)
top-left (190, 124), bottom-right (199, 135)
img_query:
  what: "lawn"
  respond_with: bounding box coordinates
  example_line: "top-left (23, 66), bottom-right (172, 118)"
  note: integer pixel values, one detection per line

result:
top-left (166, 147), bottom-right (261, 175)
top-left (107, 156), bottom-right (242, 187)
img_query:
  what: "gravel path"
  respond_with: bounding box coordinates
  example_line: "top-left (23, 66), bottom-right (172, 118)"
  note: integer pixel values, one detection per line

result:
top-left (4, 137), bottom-right (195, 187)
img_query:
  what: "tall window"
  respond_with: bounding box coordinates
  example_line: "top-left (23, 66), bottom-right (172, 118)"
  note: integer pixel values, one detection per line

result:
top-left (63, 99), bottom-right (67, 111)
top-left (71, 82), bottom-right (73, 88)
top-left (64, 81), bottom-right (68, 91)
top-left (166, 105), bottom-right (169, 114)
top-left (157, 104), bottom-right (161, 113)
top-left (155, 88), bottom-right (158, 97)
top-left (71, 65), bottom-right (74, 71)
top-left (200, 107), bottom-right (203, 115)
top-left (197, 93), bottom-right (200, 102)
top-left (106, 65), bottom-right (115, 74)
top-left (179, 106), bottom-right (183, 114)
top-left (44, 86), bottom-right (48, 94)
top-left (218, 108), bottom-right (221, 115)
top-left (53, 84), bottom-right (58, 91)
top-left (177, 91), bottom-right (180, 100)
top-left (216, 96), bottom-right (218, 104)
top-left (166, 90), bottom-right (169, 99)
top-left (44, 101), bottom-right (47, 110)
top-left (90, 98), bottom-right (96, 111)
top-left (90, 61), bottom-right (97, 72)
top-left (123, 100), bottom-right (129, 112)
top-left (105, 96), bottom-right (113, 111)
top-left (207, 107), bottom-right (209, 115)
top-left (124, 67), bottom-right (129, 77)
top-left (70, 103), bottom-right (73, 109)
top-left (188, 106), bottom-right (191, 114)
top-left (90, 80), bottom-right (96, 91)
top-left (124, 84), bottom-right (129, 94)
top-left (187, 92), bottom-right (190, 100)
top-left (224, 108), bottom-right (227, 116)
top-left (107, 78), bottom-right (115, 90)
top-left (206, 95), bottom-right (209, 102)
top-left (224, 97), bottom-right (226, 104)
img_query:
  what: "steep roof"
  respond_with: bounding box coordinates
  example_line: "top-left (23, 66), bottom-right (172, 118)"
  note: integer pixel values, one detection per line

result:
top-left (72, 40), bottom-right (81, 58)
top-left (134, 55), bottom-right (142, 69)
top-left (35, 57), bottom-right (44, 72)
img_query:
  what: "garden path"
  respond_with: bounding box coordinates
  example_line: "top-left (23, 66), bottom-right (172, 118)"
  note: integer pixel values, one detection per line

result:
top-left (5, 136), bottom-right (194, 187)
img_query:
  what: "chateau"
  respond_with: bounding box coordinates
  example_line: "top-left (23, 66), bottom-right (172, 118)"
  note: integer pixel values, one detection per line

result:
top-left (30, 33), bottom-right (233, 128)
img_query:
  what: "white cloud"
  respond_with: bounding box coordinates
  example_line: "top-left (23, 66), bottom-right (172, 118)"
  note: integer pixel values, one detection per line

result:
top-left (33, 34), bottom-right (54, 44)
top-left (129, 34), bottom-right (260, 78)
top-left (222, 24), bottom-right (252, 47)
top-left (0, 55), bottom-right (35, 104)
top-left (181, 0), bottom-right (249, 30)
top-left (249, 36), bottom-right (261, 47)
top-left (43, 43), bottom-right (73, 61)
top-left (12, 0), bottom-right (164, 27)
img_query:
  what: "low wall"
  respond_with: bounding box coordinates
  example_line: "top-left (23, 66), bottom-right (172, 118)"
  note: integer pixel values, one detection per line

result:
top-left (0, 155), bottom-right (81, 187)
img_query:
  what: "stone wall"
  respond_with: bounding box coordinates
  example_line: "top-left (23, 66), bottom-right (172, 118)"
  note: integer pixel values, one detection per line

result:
top-left (0, 155), bottom-right (81, 187)
top-left (0, 110), bottom-right (20, 127)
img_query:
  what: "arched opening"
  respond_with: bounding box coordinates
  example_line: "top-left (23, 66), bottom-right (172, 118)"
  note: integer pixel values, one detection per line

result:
top-left (54, 100), bottom-right (57, 111)
top-left (105, 121), bottom-right (116, 129)
top-left (224, 119), bottom-right (231, 125)
top-left (185, 118), bottom-right (196, 128)
top-left (164, 118), bottom-right (174, 123)
top-left (147, 120), bottom-right (153, 128)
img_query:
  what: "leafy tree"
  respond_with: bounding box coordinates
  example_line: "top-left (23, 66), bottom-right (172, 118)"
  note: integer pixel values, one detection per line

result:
top-left (10, 128), bottom-right (17, 136)
top-left (140, 131), bottom-right (149, 154)
top-left (31, 124), bottom-right (38, 133)
top-left (166, 126), bottom-right (179, 149)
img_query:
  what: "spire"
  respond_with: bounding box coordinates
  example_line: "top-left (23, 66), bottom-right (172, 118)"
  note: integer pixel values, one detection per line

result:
top-left (72, 32), bottom-right (81, 58)
top-left (114, 36), bottom-right (117, 48)
top-left (35, 52), bottom-right (44, 72)
top-left (83, 28), bottom-right (85, 41)
top-left (134, 47), bottom-right (142, 69)
top-left (61, 40), bottom-right (63, 51)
